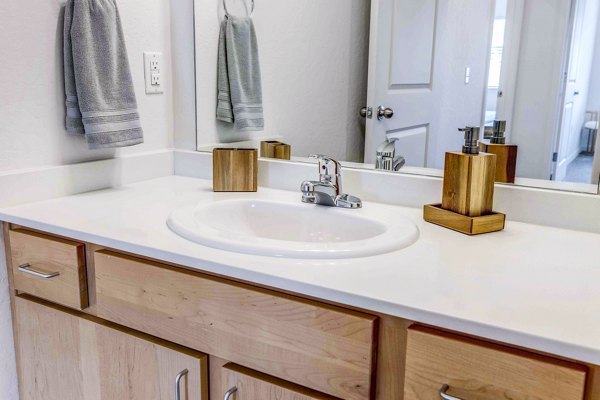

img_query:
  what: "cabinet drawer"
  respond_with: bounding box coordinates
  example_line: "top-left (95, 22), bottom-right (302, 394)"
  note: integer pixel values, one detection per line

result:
top-left (10, 229), bottom-right (87, 310)
top-left (94, 250), bottom-right (377, 400)
top-left (404, 326), bottom-right (587, 400)
top-left (15, 295), bottom-right (208, 400)
top-left (220, 363), bottom-right (339, 400)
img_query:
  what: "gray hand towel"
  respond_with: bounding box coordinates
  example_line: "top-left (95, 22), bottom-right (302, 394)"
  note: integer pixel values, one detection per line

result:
top-left (217, 16), bottom-right (264, 131)
top-left (64, 0), bottom-right (143, 149)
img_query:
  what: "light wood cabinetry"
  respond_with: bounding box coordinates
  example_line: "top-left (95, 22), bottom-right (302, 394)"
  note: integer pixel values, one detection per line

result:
top-left (93, 250), bottom-right (377, 400)
top-left (14, 295), bottom-right (208, 400)
top-left (4, 224), bottom-right (600, 400)
top-left (220, 363), bottom-right (339, 400)
top-left (10, 228), bottom-right (87, 309)
top-left (404, 326), bottom-right (587, 400)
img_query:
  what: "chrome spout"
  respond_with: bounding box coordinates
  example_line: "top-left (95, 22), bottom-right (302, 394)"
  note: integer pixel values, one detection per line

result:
top-left (300, 155), bottom-right (362, 209)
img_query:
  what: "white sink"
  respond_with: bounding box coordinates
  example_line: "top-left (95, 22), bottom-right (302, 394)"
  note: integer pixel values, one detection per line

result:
top-left (167, 199), bottom-right (419, 259)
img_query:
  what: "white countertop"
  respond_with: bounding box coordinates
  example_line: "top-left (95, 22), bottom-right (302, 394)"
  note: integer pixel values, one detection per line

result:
top-left (1, 176), bottom-right (599, 365)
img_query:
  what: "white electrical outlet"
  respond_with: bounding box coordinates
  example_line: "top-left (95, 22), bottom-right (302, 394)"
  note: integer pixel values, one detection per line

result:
top-left (151, 72), bottom-right (161, 86)
top-left (144, 52), bottom-right (164, 94)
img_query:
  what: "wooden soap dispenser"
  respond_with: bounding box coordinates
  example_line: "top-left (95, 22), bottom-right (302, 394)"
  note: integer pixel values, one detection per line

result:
top-left (479, 120), bottom-right (518, 183)
top-left (424, 126), bottom-right (506, 235)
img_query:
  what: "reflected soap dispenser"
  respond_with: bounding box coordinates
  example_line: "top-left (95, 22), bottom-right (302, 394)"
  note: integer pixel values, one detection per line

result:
top-left (479, 120), bottom-right (518, 183)
top-left (424, 126), bottom-right (506, 235)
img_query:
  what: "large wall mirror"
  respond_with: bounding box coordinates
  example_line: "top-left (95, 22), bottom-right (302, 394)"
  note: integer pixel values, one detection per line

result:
top-left (194, 0), bottom-right (600, 194)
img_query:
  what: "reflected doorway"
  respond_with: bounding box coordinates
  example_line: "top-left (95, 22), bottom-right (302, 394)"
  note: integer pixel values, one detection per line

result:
top-left (555, 0), bottom-right (600, 184)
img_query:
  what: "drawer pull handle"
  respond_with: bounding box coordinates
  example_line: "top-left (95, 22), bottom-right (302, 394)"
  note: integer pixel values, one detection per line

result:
top-left (175, 368), bottom-right (188, 400)
top-left (224, 386), bottom-right (238, 400)
top-left (17, 263), bottom-right (60, 279)
top-left (440, 384), bottom-right (463, 400)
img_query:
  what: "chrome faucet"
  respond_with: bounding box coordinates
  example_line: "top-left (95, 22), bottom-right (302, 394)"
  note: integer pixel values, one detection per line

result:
top-left (375, 138), bottom-right (405, 171)
top-left (301, 155), bottom-right (362, 209)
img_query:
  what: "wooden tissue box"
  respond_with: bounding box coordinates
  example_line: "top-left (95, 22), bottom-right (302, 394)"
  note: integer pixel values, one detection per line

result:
top-left (213, 148), bottom-right (258, 192)
top-left (260, 141), bottom-right (291, 160)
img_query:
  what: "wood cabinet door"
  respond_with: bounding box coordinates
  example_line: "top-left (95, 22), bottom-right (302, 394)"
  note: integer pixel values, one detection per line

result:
top-left (14, 295), bottom-right (208, 400)
top-left (94, 250), bottom-right (377, 400)
top-left (220, 363), bottom-right (340, 400)
top-left (10, 228), bottom-right (88, 310)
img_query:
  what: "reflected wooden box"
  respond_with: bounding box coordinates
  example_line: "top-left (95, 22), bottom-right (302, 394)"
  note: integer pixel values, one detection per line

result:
top-left (260, 141), bottom-right (291, 160)
top-left (479, 142), bottom-right (518, 184)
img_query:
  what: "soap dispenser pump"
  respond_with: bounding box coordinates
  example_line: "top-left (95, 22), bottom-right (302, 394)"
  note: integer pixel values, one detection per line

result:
top-left (423, 126), bottom-right (506, 235)
top-left (479, 120), bottom-right (519, 183)
top-left (460, 126), bottom-right (481, 155)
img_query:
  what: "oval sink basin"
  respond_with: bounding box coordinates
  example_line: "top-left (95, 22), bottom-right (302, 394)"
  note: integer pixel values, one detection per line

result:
top-left (167, 199), bottom-right (419, 259)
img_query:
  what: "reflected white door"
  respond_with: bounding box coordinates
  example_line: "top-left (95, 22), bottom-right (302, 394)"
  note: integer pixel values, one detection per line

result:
top-left (554, 0), bottom-right (598, 181)
top-left (364, 0), bottom-right (438, 167)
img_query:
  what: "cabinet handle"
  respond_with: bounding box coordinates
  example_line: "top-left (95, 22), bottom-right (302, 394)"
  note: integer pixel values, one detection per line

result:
top-left (224, 386), bottom-right (238, 400)
top-left (440, 384), bottom-right (463, 400)
top-left (175, 369), bottom-right (188, 400)
top-left (17, 263), bottom-right (60, 279)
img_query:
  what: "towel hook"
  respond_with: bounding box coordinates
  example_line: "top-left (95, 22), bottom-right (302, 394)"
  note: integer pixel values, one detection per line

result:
top-left (223, 0), bottom-right (255, 17)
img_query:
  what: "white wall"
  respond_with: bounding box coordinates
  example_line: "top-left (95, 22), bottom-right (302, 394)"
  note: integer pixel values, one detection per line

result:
top-left (194, 0), bottom-right (371, 162)
top-left (568, 0), bottom-right (600, 159)
top-left (585, 3), bottom-right (600, 111)
top-left (588, 3), bottom-right (600, 184)
top-left (0, 0), bottom-right (174, 173)
top-left (0, 0), bottom-right (175, 397)
top-left (171, 0), bottom-right (198, 151)
top-left (509, 0), bottom-right (572, 179)
top-left (427, 0), bottom-right (495, 169)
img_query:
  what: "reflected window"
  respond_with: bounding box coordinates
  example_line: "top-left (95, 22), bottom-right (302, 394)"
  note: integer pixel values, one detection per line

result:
top-left (488, 19), bottom-right (506, 89)
top-left (485, 13), bottom-right (507, 126)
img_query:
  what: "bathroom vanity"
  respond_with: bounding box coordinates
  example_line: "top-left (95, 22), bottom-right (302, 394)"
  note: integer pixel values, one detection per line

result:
top-left (2, 176), bottom-right (600, 400)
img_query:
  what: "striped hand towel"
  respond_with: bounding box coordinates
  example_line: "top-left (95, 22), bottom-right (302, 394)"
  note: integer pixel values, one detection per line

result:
top-left (217, 16), bottom-right (264, 131)
top-left (64, 0), bottom-right (143, 149)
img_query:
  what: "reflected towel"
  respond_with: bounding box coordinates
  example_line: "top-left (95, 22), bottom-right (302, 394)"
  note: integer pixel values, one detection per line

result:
top-left (217, 16), bottom-right (264, 131)
top-left (64, 0), bottom-right (143, 149)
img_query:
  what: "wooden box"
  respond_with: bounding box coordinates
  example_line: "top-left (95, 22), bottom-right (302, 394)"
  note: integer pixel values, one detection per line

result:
top-left (479, 142), bottom-right (518, 183)
top-left (213, 148), bottom-right (258, 192)
top-left (442, 152), bottom-right (497, 217)
top-left (260, 141), bottom-right (291, 160)
top-left (424, 204), bottom-right (505, 235)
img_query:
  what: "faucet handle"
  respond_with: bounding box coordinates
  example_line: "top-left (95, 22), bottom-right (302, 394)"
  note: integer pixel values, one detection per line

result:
top-left (376, 137), bottom-right (399, 158)
top-left (309, 155), bottom-right (342, 178)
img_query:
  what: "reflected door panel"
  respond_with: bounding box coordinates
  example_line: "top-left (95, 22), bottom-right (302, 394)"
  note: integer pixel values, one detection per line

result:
top-left (365, 0), bottom-right (437, 167)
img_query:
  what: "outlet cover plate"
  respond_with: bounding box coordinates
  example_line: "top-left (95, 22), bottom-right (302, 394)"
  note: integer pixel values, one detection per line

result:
top-left (144, 52), bottom-right (164, 94)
